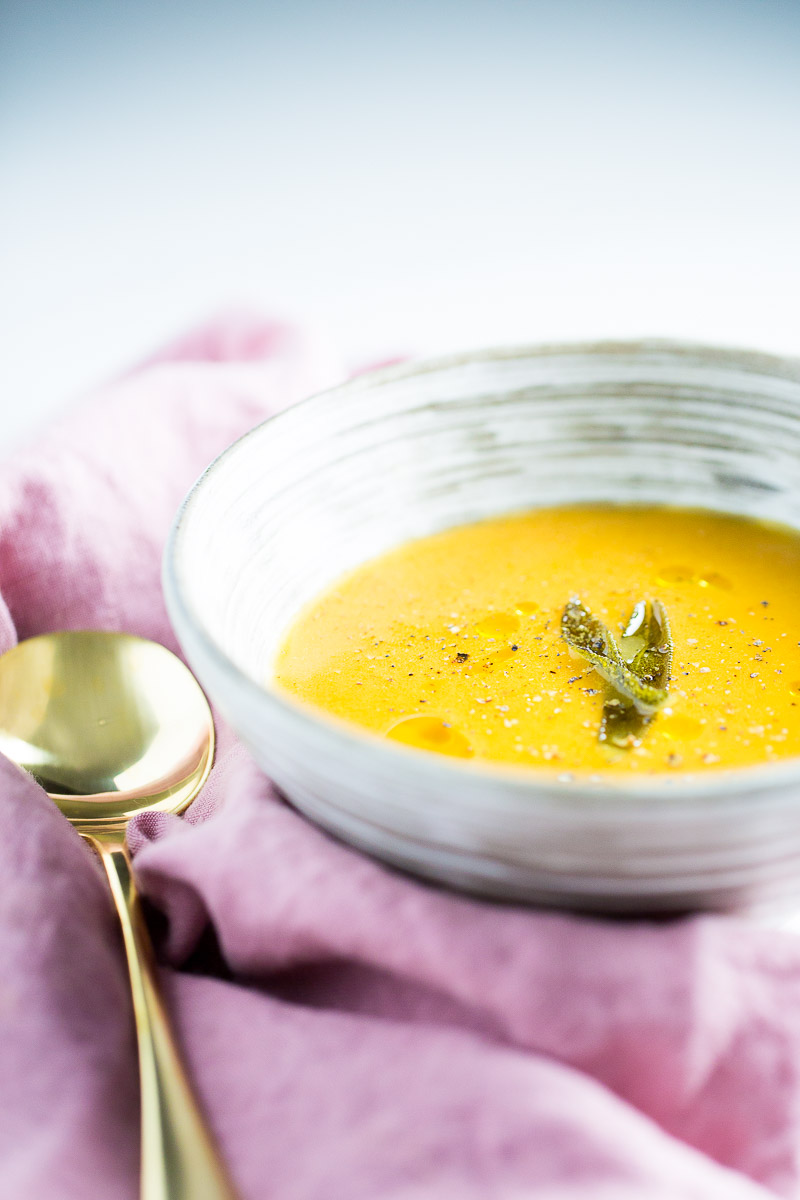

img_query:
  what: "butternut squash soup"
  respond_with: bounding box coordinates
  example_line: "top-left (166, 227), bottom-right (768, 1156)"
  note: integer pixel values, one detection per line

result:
top-left (274, 506), bottom-right (800, 775)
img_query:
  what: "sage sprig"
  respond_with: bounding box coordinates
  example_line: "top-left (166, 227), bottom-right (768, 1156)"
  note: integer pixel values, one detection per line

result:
top-left (561, 596), bottom-right (672, 748)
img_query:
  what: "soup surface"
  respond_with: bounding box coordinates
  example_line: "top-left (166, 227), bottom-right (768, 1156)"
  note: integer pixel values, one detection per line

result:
top-left (274, 506), bottom-right (800, 775)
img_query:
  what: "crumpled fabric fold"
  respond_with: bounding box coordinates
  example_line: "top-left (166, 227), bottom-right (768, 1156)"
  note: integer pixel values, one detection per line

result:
top-left (0, 315), bottom-right (797, 1199)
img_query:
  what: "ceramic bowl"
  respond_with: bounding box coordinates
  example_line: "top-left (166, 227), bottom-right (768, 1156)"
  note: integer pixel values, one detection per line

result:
top-left (164, 341), bottom-right (800, 915)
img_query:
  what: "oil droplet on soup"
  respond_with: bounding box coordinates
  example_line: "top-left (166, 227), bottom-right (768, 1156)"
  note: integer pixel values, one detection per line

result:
top-left (386, 716), bottom-right (473, 758)
top-left (697, 572), bottom-right (733, 591)
top-left (656, 565), bottom-right (695, 586)
top-left (660, 713), bottom-right (704, 741)
top-left (655, 565), bottom-right (733, 592)
top-left (273, 505), bottom-right (800, 777)
top-left (474, 612), bottom-right (520, 639)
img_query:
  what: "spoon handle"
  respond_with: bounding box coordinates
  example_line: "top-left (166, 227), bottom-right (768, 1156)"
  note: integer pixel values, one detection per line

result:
top-left (90, 836), bottom-right (238, 1200)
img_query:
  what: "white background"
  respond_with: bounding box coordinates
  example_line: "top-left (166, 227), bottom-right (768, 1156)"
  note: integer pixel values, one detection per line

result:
top-left (2, 0), bottom-right (799, 449)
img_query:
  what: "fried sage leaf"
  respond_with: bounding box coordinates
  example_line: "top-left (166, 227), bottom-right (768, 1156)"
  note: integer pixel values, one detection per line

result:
top-left (600, 599), bottom-right (672, 747)
top-left (561, 596), bottom-right (671, 729)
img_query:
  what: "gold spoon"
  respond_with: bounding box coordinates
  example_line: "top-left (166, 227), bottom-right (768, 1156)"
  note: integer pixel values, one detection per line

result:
top-left (0, 631), bottom-right (237, 1200)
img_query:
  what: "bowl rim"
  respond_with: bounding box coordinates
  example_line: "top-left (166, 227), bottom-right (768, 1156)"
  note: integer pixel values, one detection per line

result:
top-left (163, 336), bottom-right (800, 808)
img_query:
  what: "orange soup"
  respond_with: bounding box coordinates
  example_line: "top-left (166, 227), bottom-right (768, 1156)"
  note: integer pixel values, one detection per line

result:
top-left (274, 506), bottom-right (800, 775)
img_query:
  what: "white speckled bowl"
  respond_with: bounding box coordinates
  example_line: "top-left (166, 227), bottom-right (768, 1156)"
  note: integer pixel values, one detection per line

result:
top-left (164, 341), bottom-right (800, 915)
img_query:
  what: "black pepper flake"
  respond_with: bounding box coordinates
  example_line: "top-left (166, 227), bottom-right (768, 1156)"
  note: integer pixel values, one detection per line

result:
top-left (568, 676), bottom-right (581, 684)
top-left (717, 620), bottom-right (728, 626)
top-left (455, 652), bottom-right (469, 663)
top-left (511, 644), bottom-right (519, 651)
top-left (761, 600), bottom-right (769, 607)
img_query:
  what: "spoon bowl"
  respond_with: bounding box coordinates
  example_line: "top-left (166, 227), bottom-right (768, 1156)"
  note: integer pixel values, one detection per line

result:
top-left (0, 631), bottom-right (214, 831)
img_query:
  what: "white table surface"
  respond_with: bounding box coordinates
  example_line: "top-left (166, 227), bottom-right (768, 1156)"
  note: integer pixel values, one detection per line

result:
top-left (2, 0), bottom-right (799, 451)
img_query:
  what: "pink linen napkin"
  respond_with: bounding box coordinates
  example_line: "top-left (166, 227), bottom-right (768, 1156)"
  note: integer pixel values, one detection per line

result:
top-left (1, 315), bottom-right (799, 1200)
